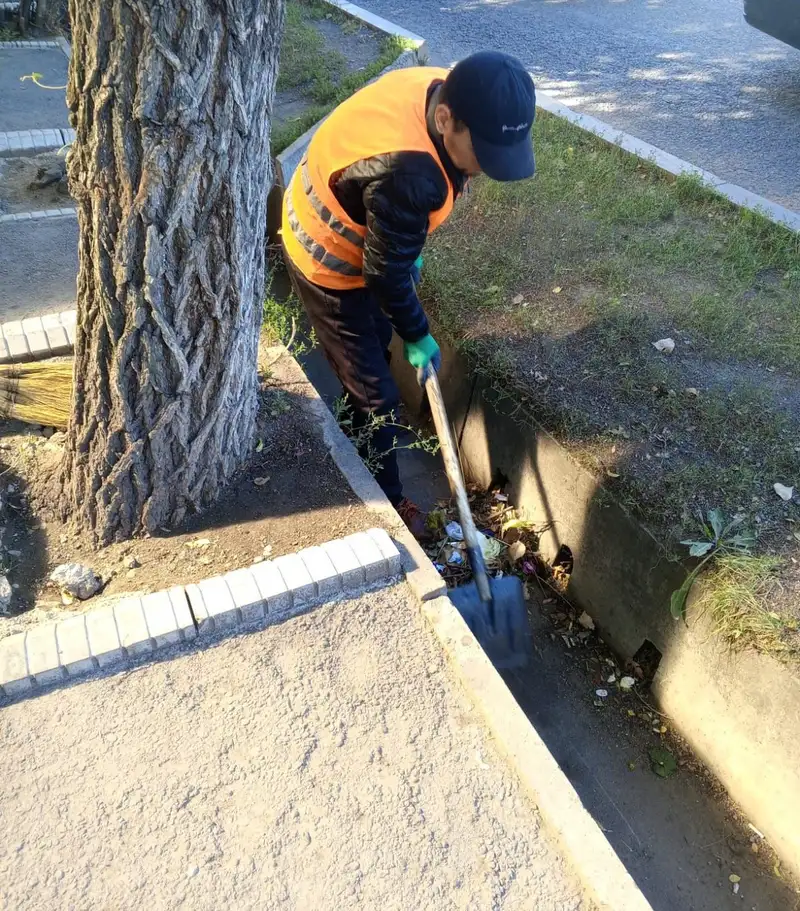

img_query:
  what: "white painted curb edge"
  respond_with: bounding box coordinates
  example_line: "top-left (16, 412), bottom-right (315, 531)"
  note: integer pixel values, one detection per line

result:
top-left (0, 527), bottom-right (403, 698)
top-left (536, 89), bottom-right (800, 234)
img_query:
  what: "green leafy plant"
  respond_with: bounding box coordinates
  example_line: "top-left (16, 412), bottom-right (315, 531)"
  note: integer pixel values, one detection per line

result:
top-left (333, 396), bottom-right (439, 477)
top-left (670, 508), bottom-right (755, 620)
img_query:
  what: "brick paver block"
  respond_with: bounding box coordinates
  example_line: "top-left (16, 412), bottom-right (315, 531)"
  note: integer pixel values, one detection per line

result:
top-left (25, 624), bottom-right (66, 686)
top-left (299, 546), bottom-right (341, 600)
top-left (141, 590), bottom-right (182, 648)
top-left (224, 567), bottom-right (265, 625)
top-left (0, 633), bottom-right (32, 696)
top-left (113, 597), bottom-right (154, 657)
top-left (185, 583), bottom-right (210, 633)
top-left (322, 538), bottom-right (365, 592)
top-left (85, 605), bottom-right (124, 668)
top-left (250, 560), bottom-right (292, 616)
top-left (196, 576), bottom-right (239, 634)
top-left (168, 586), bottom-right (197, 640)
top-left (55, 614), bottom-right (96, 677)
top-left (366, 528), bottom-right (402, 576)
top-left (44, 324), bottom-right (71, 355)
top-left (345, 532), bottom-right (388, 584)
top-left (274, 553), bottom-right (316, 608)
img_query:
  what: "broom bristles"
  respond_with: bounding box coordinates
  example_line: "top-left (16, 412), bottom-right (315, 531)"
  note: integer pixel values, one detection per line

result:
top-left (0, 361), bottom-right (73, 430)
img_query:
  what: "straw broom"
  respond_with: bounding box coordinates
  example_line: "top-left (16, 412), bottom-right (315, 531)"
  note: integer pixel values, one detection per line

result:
top-left (0, 361), bottom-right (73, 430)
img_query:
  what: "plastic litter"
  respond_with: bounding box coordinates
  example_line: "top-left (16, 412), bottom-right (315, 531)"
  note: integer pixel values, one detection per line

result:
top-left (445, 521), bottom-right (464, 541)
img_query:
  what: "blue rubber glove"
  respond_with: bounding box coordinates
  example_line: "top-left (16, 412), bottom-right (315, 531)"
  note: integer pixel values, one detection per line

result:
top-left (404, 333), bottom-right (441, 385)
top-left (410, 254), bottom-right (424, 286)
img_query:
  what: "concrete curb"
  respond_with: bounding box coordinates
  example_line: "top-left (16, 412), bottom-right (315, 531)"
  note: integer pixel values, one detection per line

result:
top-left (0, 127), bottom-right (75, 158)
top-left (0, 206), bottom-right (77, 225)
top-left (0, 528), bottom-right (402, 698)
top-left (272, 351), bottom-right (652, 909)
top-left (0, 309), bottom-right (76, 364)
top-left (0, 40), bottom-right (60, 48)
top-left (421, 595), bottom-right (652, 911)
top-left (272, 346), bottom-right (447, 604)
top-left (325, 0), bottom-right (425, 50)
top-left (536, 89), bottom-right (800, 233)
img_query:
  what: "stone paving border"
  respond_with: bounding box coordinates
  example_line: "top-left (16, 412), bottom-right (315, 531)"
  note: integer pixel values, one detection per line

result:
top-left (0, 527), bottom-right (401, 697)
top-left (0, 309), bottom-right (76, 363)
top-left (325, 0), bottom-right (425, 51)
top-left (0, 39), bottom-right (59, 48)
top-left (0, 206), bottom-right (76, 226)
top-left (0, 126), bottom-right (75, 157)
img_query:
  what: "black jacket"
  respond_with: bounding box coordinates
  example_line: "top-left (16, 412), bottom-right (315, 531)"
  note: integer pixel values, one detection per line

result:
top-left (330, 81), bottom-right (466, 342)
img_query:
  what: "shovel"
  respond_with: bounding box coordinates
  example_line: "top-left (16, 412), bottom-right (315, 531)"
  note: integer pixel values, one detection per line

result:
top-left (425, 369), bottom-right (533, 669)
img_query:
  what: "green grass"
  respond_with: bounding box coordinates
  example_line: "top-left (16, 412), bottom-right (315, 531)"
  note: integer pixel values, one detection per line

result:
top-left (420, 109), bottom-right (800, 648)
top-left (697, 554), bottom-right (797, 656)
top-left (273, 0), bottom-right (412, 153)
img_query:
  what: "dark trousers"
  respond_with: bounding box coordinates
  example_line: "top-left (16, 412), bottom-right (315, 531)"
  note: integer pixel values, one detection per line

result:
top-left (283, 252), bottom-right (405, 505)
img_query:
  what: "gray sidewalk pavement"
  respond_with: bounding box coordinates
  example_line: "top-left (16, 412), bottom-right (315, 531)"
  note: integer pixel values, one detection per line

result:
top-left (0, 215), bottom-right (77, 322)
top-left (0, 585), bottom-right (593, 911)
top-left (0, 46), bottom-right (70, 133)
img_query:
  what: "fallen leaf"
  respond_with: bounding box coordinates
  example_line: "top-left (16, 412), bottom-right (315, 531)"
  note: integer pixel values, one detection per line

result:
top-left (606, 468), bottom-right (620, 478)
top-left (512, 293), bottom-right (524, 305)
top-left (552, 286), bottom-right (562, 294)
top-left (255, 439), bottom-right (264, 453)
top-left (649, 746), bottom-right (678, 779)
top-left (652, 337), bottom-right (676, 354)
top-left (728, 874), bottom-right (741, 884)
top-left (254, 476), bottom-right (270, 487)
top-left (595, 688), bottom-right (609, 698)
top-left (774, 482), bottom-right (794, 502)
top-left (628, 761), bottom-right (637, 771)
top-left (620, 676), bottom-right (636, 691)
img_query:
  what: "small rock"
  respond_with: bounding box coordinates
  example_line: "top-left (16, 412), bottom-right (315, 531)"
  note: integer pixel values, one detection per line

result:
top-left (127, 569), bottom-right (137, 579)
top-left (42, 427), bottom-right (56, 439)
top-left (187, 865), bottom-right (200, 879)
top-left (7, 549), bottom-right (21, 557)
top-left (0, 574), bottom-right (12, 615)
top-left (49, 563), bottom-right (102, 601)
top-left (577, 611), bottom-right (595, 631)
top-left (263, 544), bottom-right (273, 558)
top-left (124, 555), bottom-right (141, 570)
top-left (774, 482), bottom-right (794, 502)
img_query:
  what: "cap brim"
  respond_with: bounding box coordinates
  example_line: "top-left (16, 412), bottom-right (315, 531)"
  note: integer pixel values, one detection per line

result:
top-left (472, 132), bottom-right (536, 182)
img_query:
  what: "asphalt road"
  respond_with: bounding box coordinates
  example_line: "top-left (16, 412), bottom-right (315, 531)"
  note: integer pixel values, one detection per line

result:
top-left (361, 0), bottom-right (800, 212)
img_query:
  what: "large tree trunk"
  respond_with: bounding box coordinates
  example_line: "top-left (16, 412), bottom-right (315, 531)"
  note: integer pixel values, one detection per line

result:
top-left (61, 0), bottom-right (284, 544)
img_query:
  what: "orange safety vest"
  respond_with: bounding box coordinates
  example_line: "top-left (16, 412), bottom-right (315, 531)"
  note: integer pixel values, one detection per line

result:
top-left (282, 67), bottom-right (455, 290)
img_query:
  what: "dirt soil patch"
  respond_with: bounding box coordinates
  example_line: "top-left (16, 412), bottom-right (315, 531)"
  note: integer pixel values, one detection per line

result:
top-left (0, 340), bottom-right (373, 639)
top-left (0, 151), bottom-right (70, 216)
top-left (422, 110), bottom-right (800, 648)
top-left (273, 0), bottom-right (409, 153)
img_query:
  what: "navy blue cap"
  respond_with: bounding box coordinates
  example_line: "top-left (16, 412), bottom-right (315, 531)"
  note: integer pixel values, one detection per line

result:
top-left (445, 51), bottom-right (536, 182)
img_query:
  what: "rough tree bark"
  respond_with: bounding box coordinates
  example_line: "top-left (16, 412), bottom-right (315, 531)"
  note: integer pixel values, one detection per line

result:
top-left (61, 0), bottom-right (285, 543)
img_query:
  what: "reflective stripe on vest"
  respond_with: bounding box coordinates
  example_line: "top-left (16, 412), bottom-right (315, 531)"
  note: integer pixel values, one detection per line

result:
top-left (284, 187), bottom-right (362, 278)
top-left (301, 160), bottom-right (364, 251)
top-left (281, 66), bottom-right (454, 291)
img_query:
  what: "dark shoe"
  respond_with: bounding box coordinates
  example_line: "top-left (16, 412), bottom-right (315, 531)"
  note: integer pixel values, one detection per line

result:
top-left (395, 497), bottom-right (430, 541)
